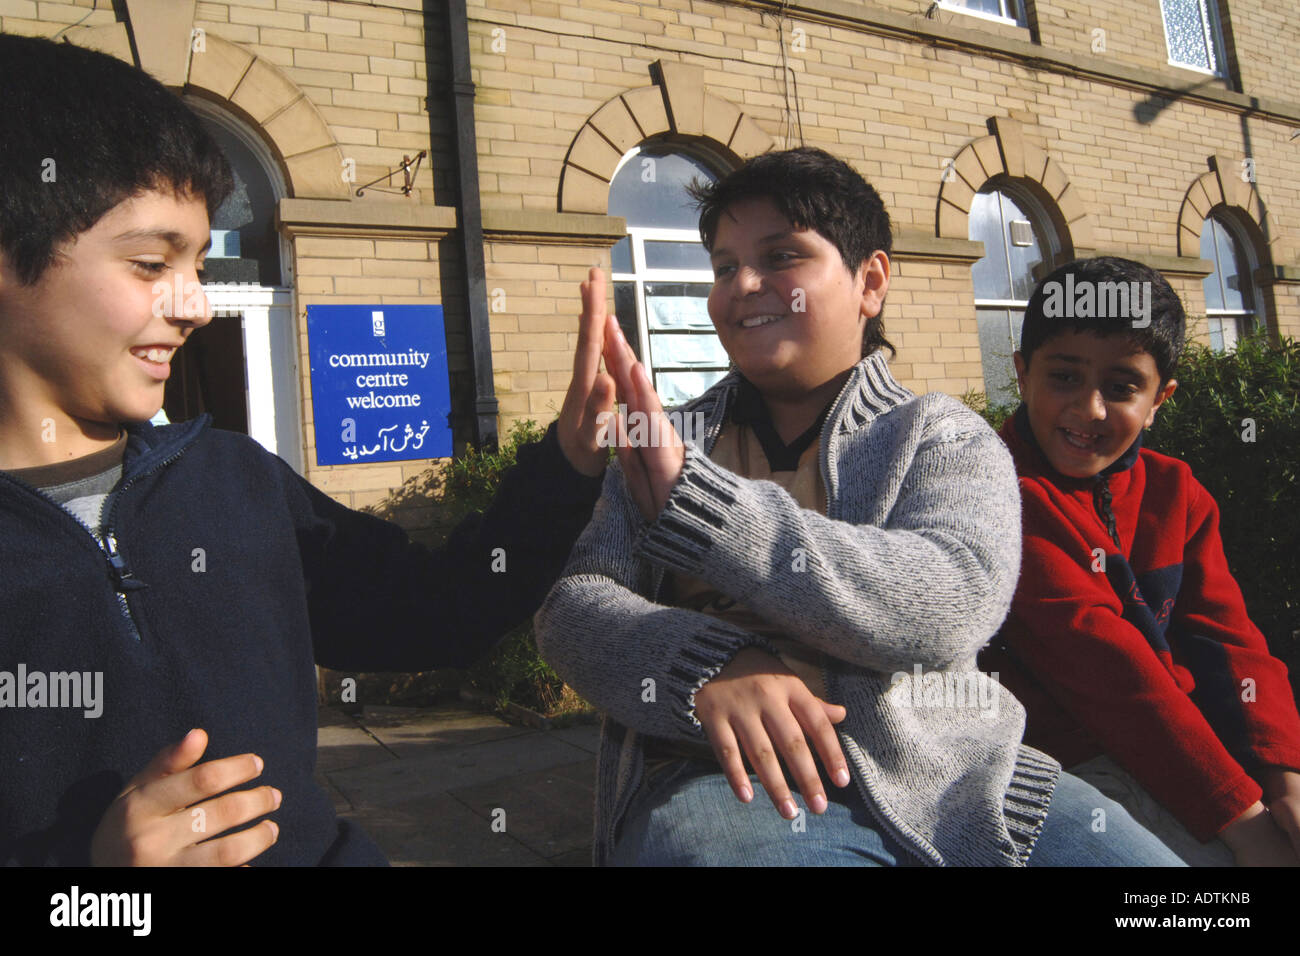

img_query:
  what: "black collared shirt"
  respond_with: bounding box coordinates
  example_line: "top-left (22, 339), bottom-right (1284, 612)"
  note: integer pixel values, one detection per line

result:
top-left (730, 376), bottom-right (834, 472)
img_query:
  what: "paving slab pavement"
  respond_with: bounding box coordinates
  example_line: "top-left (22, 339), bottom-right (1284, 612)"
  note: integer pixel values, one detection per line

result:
top-left (316, 704), bottom-right (599, 866)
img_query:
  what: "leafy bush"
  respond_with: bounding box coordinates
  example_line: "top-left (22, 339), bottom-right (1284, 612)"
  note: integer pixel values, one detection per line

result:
top-left (1145, 333), bottom-right (1299, 677)
top-left (959, 389), bottom-right (1018, 433)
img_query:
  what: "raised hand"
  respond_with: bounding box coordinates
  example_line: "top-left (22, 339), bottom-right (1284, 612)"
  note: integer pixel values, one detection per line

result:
top-left (555, 267), bottom-right (618, 477)
top-left (599, 306), bottom-right (685, 521)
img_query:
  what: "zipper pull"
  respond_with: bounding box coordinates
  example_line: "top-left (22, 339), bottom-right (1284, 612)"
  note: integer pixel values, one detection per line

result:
top-left (104, 533), bottom-right (148, 592)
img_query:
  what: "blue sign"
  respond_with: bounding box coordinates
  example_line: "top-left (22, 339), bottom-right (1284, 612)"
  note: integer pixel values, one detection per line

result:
top-left (306, 305), bottom-right (453, 465)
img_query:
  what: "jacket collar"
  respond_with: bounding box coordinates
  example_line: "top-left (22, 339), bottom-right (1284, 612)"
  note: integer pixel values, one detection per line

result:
top-left (681, 351), bottom-right (914, 454)
top-left (120, 414), bottom-right (210, 481)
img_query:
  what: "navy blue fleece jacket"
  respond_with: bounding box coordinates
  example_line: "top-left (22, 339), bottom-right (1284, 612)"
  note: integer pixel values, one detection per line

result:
top-left (0, 416), bottom-right (602, 865)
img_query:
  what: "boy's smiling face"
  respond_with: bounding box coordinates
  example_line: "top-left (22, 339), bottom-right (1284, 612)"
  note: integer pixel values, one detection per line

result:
top-left (706, 196), bottom-right (888, 397)
top-left (1013, 330), bottom-right (1177, 478)
top-left (0, 188), bottom-right (212, 448)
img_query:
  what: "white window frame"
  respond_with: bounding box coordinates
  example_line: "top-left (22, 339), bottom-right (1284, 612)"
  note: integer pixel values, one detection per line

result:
top-left (608, 145), bottom-right (731, 402)
top-left (611, 225), bottom-right (729, 399)
top-left (936, 0), bottom-right (1024, 27)
top-left (1159, 0), bottom-right (1228, 78)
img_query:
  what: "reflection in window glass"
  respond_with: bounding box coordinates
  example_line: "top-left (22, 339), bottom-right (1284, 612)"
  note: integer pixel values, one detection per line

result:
top-left (609, 150), bottom-right (717, 230)
top-left (970, 188), bottom-right (1048, 406)
top-left (969, 192), bottom-right (1012, 301)
top-left (644, 240), bottom-right (713, 271)
top-left (1200, 215), bottom-right (1256, 351)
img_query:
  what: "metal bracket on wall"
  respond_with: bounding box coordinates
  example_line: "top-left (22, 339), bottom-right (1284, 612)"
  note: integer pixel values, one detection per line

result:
top-left (355, 150), bottom-right (427, 197)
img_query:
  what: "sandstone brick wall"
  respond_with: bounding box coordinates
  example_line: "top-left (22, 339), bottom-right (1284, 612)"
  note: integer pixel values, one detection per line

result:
top-left (467, 0), bottom-right (1300, 399)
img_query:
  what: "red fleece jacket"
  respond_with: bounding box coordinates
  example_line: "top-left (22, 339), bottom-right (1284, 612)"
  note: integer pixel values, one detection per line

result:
top-left (982, 406), bottom-right (1300, 841)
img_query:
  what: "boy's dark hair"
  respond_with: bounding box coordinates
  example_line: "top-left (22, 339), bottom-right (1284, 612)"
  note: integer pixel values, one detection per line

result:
top-left (687, 146), bottom-right (895, 358)
top-left (0, 33), bottom-right (234, 286)
top-left (1019, 257), bottom-right (1186, 385)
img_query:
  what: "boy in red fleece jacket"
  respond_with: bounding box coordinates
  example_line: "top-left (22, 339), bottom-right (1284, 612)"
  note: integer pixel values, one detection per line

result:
top-left (981, 256), bottom-right (1300, 866)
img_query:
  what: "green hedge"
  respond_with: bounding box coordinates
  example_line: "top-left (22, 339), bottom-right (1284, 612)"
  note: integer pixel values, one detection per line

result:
top-left (1144, 333), bottom-right (1299, 673)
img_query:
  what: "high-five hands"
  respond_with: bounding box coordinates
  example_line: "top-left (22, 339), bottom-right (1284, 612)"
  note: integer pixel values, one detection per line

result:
top-left (555, 268), bottom-right (619, 477)
top-left (588, 268), bottom-right (685, 522)
top-left (90, 729), bottom-right (281, 866)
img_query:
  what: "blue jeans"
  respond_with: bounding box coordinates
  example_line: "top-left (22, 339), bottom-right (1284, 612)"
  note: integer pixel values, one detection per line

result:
top-left (609, 760), bottom-right (1187, 866)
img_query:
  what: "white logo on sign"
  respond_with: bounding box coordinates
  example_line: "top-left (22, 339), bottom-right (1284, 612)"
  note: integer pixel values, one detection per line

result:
top-left (372, 311), bottom-right (385, 337)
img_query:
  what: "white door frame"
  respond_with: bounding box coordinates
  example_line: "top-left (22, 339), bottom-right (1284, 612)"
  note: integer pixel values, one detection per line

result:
top-left (205, 284), bottom-right (303, 474)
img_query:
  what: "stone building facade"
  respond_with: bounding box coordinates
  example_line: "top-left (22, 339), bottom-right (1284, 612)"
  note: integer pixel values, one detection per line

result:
top-left (3, 0), bottom-right (1296, 507)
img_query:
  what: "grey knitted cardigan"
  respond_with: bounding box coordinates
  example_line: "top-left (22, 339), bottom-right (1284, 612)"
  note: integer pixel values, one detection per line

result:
top-left (535, 352), bottom-right (1060, 866)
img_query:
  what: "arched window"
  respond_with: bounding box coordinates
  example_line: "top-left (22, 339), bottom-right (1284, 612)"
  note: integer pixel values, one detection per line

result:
top-left (969, 185), bottom-right (1056, 405)
top-left (159, 99), bottom-right (301, 473)
top-left (1200, 213), bottom-right (1259, 351)
top-left (609, 145), bottom-right (730, 405)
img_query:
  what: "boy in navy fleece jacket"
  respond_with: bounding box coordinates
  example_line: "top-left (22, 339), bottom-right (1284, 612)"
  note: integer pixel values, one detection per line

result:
top-left (982, 256), bottom-right (1300, 866)
top-left (0, 33), bottom-right (613, 865)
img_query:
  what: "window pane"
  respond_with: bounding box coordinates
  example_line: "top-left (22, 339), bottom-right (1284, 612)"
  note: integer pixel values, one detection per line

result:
top-left (644, 283), bottom-right (715, 330)
top-left (1200, 221), bottom-right (1225, 311)
top-left (649, 332), bottom-right (730, 367)
top-left (655, 370), bottom-right (729, 406)
top-left (977, 308), bottom-right (1019, 406)
top-left (644, 240), bottom-right (713, 271)
top-left (942, 0), bottom-right (1008, 16)
top-left (1211, 220), bottom-right (1248, 313)
top-left (613, 281), bottom-right (642, 361)
top-left (969, 191), bottom-right (1012, 301)
top-left (611, 236), bottom-right (633, 274)
top-left (1001, 194), bottom-right (1046, 301)
top-left (609, 150), bottom-right (718, 229)
top-left (1162, 0), bottom-right (1213, 72)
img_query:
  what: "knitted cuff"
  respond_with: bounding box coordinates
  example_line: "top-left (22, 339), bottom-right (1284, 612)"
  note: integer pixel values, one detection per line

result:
top-left (667, 622), bottom-right (785, 735)
top-left (636, 444), bottom-right (741, 577)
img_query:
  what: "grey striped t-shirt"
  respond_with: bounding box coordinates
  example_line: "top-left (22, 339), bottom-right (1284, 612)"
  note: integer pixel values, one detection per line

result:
top-left (6, 432), bottom-right (127, 541)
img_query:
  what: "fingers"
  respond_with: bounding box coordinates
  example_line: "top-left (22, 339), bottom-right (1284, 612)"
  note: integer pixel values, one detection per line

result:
top-left (135, 751), bottom-right (267, 820)
top-left (612, 412), bottom-right (656, 522)
top-left (601, 312), bottom-right (637, 403)
top-left (733, 715), bottom-right (801, 820)
top-left (557, 268), bottom-right (617, 477)
top-left (186, 820), bottom-right (280, 867)
top-left (180, 787), bottom-right (283, 866)
top-left (701, 720), bottom-right (754, 805)
top-left (631, 362), bottom-right (685, 515)
top-left (796, 696), bottom-right (852, 790)
top-left (122, 728), bottom-right (209, 797)
top-left (572, 267), bottom-right (606, 382)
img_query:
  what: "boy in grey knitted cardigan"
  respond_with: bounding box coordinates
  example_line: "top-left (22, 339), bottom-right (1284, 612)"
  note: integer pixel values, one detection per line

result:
top-left (536, 148), bottom-right (1183, 866)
